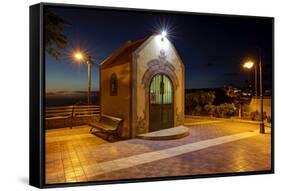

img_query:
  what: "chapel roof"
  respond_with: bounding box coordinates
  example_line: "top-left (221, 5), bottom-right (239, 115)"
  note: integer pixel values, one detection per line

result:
top-left (100, 36), bottom-right (149, 69)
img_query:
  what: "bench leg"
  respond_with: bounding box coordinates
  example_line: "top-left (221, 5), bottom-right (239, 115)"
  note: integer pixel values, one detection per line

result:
top-left (89, 127), bottom-right (93, 133)
top-left (107, 132), bottom-right (118, 141)
top-left (106, 133), bottom-right (111, 141)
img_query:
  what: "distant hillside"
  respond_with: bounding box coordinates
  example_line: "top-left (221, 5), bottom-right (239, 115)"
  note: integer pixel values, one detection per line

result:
top-left (46, 91), bottom-right (100, 106)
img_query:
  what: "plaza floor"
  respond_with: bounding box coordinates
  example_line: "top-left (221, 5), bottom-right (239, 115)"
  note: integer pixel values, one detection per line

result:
top-left (45, 119), bottom-right (271, 184)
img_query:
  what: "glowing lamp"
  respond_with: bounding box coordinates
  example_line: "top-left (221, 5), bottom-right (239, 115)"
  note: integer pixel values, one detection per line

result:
top-left (243, 61), bottom-right (254, 69)
top-left (161, 30), bottom-right (167, 41)
top-left (74, 52), bottom-right (84, 61)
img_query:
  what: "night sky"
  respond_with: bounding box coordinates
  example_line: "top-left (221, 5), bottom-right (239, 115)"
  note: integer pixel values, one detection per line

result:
top-left (45, 6), bottom-right (273, 93)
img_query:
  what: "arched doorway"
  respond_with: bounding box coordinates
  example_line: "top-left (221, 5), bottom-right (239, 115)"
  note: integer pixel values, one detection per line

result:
top-left (149, 74), bottom-right (174, 132)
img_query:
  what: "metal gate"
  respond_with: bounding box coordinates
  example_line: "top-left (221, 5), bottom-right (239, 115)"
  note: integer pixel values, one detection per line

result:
top-left (149, 74), bottom-right (174, 132)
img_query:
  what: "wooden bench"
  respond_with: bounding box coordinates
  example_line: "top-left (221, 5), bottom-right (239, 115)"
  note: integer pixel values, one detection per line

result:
top-left (45, 105), bottom-right (100, 128)
top-left (89, 114), bottom-right (123, 140)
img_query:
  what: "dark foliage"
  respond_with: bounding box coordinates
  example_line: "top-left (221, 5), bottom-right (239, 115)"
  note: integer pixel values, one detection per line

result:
top-left (45, 9), bottom-right (69, 61)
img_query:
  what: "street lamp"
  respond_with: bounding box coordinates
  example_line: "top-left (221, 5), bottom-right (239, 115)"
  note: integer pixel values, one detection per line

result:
top-left (161, 30), bottom-right (167, 41)
top-left (242, 56), bottom-right (265, 134)
top-left (74, 52), bottom-right (84, 61)
top-left (72, 51), bottom-right (93, 105)
top-left (243, 61), bottom-right (254, 69)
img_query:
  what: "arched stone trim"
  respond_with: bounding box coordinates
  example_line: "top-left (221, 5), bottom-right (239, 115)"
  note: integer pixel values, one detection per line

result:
top-left (131, 36), bottom-right (185, 137)
top-left (142, 72), bottom-right (176, 134)
top-left (142, 59), bottom-right (179, 89)
top-left (138, 59), bottom-right (180, 134)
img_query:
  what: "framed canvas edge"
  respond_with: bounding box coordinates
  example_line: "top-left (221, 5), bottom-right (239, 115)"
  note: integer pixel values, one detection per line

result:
top-left (40, 2), bottom-right (274, 19)
top-left (29, 2), bottom-right (275, 189)
top-left (29, 3), bottom-right (45, 188)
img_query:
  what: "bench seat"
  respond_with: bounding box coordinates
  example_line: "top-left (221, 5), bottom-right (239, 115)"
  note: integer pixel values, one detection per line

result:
top-left (90, 122), bottom-right (117, 132)
top-left (89, 114), bottom-right (123, 140)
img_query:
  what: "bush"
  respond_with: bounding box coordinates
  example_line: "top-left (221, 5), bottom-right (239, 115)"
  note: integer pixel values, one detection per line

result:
top-left (204, 104), bottom-right (216, 116)
top-left (185, 91), bottom-right (215, 115)
top-left (204, 103), bottom-right (236, 118)
top-left (250, 110), bottom-right (268, 121)
top-left (192, 105), bottom-right (202, 115)
top-left (250, 110), bottom-right (260, 121)
top-left (219, 103), bottom-right (236, 117)
top-left (267, 116), bottom-right (271, 123)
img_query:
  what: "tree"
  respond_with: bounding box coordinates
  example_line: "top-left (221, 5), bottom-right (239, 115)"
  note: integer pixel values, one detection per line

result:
top-left (185, 91), bottom-right (215, 115)
top-left (45, 9), bottom-right (69, 61)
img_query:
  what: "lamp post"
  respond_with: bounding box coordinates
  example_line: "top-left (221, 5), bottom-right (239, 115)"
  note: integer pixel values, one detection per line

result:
top-left (243, 55), bottom-right (265, 134)
top-left (73, 52), bottom-right (93, 105)
top-left (258, 53), bottom-right (264, 134)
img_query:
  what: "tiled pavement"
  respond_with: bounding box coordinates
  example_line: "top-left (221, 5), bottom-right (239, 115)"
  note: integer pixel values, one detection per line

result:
top-left (46, 127), bottom-right (108, 183)
top-left (45, 120), bottom-right (271, 184)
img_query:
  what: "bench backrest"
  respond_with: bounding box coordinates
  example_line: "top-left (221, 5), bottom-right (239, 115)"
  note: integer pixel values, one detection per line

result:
top-left (100, 114), bottom-right (123, 128)
top-left (73, 105), bottom-right (100, 117)
top-left (45, 105), bottom-right (100, 119)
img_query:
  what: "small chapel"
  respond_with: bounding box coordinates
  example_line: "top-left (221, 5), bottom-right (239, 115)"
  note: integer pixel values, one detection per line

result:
top-left (99, 33), bottom-right (185, 138)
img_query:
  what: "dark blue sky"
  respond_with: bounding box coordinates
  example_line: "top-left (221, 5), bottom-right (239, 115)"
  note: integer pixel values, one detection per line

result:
top-left (45, 6), bottom-right (273, 92)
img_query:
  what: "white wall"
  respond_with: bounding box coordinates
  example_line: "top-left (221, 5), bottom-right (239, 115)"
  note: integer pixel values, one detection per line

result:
top-left (248, 98), bottom-right (272, 117)
top-left (134, 35), bottom-right (185, 134)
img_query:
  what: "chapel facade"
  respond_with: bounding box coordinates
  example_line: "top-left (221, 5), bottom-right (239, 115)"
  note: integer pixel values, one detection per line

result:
top-left (100, 34), bottom-right (185, 138)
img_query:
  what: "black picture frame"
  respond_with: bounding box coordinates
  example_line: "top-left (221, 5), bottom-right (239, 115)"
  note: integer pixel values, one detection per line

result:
top-left (30, 2), bottom-right (274, 189)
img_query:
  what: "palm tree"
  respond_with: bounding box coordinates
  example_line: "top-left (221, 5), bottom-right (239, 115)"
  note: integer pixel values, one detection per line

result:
top-left (45, 9), bottom-right (69, 61)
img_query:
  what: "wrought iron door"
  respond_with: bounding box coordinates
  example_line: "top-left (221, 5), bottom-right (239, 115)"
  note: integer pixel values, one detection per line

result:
top-left (149, 74), bottom-right (174, 132)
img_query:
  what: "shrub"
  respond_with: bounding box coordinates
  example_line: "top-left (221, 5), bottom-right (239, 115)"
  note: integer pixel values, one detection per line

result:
top-left (208, 103), bottom-right (236, 118)
top-left (249, 111), bottom-right (267, 121)
top-left (193, 105), bottom-right (202, 115)
top-left (204, 104), bottom-right (216, 116)
top-left (267, 116), bottom-right (271, 123)
top-left (219, 103), bottom-right (236, 117)
top-left (185, 91), bottom-right (215, 115)
top-left (250, 110), bottom-right (260, 121)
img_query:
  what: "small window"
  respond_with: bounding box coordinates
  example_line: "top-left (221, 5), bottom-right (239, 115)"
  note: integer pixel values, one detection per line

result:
top-left (110, 74), bottom-right (118, 96)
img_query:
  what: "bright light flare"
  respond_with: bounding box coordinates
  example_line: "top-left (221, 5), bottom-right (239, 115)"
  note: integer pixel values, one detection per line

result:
top-left (161, 30), bottom-right (167, 38)
top-left (243, 61), bottom-right (254, 69)
top-left (73, 52), bottom-right (84, 61)
top-left (151, 17), bottom-right (177, 41)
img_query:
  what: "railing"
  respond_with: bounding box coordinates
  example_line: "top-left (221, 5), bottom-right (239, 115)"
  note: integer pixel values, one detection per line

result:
top-left (45, 105), bottom-right (100, 120)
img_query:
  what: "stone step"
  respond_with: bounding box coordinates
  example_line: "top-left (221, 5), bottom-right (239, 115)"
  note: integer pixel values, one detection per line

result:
top-left (137, 126), bottom-right (189, 140)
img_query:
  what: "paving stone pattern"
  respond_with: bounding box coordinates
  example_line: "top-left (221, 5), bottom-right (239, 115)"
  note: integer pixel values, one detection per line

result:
top-left (45, 120), bottom-right (271, 184)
